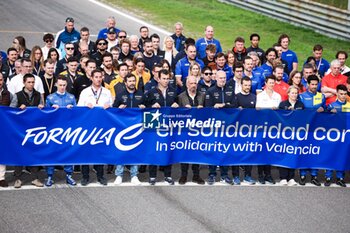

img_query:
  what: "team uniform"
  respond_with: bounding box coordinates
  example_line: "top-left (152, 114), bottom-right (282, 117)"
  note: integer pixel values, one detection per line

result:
top-left (195, 38), bottom-right (222, 59)
top-left (281, 49), bottom-right (298, 75)
top-left (321, 72), bottom-right (347, 105)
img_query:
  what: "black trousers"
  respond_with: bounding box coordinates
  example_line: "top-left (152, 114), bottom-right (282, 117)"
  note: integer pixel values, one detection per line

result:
top-left (258, 165), bottom-right (271, 177)
top-left (180, 163), bottom-right (200, 177)
top-left (82, 165), bottom-right (104, 179)
top-left (279, 167), bottom-right (295, 181)
top-left (149, 165), bottom-right (172, 178)
top-left (14, 166), bottom-right (40, 180)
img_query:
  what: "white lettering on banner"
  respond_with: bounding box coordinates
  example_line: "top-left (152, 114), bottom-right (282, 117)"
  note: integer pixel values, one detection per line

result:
top-left (114, 123), bottom-right (144, 151)
top-left (266, 142), bottom-right (320, 155)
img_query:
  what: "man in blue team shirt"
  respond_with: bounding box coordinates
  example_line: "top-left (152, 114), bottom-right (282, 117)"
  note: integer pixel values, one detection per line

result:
top-left (171, 22), bottom-right (187, 53)
top-left (260, 48), bottom-right (277, 80)
top-left (299, 75), bottom-right (326, 186)
top-left (45, 77), bottom-right (77, 187)
top-left (195, 25), bottom-right (222, 59)
top-left (215, 52), bottom-right (233, 80)
top-left (278, 34), bottom-right (298, 75)
top-left (175, 44), bottom-right (204, 91)
top-left (308, 44), bottom-right (330, 78)
top-left (55, 17), bottom-right (80, 58)
top-left (325, 84), bottom-right (349, 187)
top-left (97, 16), bottom-right (121, 39)
top-left (242, 56), bottom-right (263, 95)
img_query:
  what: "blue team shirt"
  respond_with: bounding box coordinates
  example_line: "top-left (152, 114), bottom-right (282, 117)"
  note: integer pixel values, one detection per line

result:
top-left (328, 100), bottom-right (350, 112)
top-left (175, 56), bottom-right (205, 81)
top-left (299, 90), bottom-right (326, 110)
top-left (195, 38), bottom-right (222, 59)
top-left (281, 49), bottom-right (298, 74)
top-left (242, 72), bottom-right (262, 94)
top-left (218, 64), bottom-right (234, 81)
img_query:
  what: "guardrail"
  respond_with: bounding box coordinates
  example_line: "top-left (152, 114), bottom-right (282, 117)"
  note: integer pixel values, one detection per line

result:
top-left (219, 0), bottom-right (350, 41)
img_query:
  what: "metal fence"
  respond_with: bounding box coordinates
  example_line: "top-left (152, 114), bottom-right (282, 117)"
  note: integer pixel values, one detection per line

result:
top-left (220, 0), bottom-right (350, 41)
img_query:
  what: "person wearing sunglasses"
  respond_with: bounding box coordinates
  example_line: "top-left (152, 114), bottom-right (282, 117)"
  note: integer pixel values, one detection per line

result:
top-left (42, 33), bottom-right (61, 60)
top-left (91, 39), bottom-right (108, 68)
top-left (56, 42), bottom-right (76, 74)
top-left (197, 66), bottom-right (215, 94)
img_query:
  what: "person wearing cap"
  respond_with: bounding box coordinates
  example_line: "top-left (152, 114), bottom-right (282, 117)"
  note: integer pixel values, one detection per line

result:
top-left (97, 16), bottom-right (121, 39)
top-left (42, 33), bottom-right (61, 60)
top-left (54, 17), bottom-right (80, 58)
top-left (106, 27), bottom-right (118, 51)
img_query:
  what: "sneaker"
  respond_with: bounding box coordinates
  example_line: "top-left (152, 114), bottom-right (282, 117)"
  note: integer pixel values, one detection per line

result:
top-left (265, 176), bottom-right (275, 184)
top-left (336, 178), bottom-right (346, 187)
top-left (311, 176), bottom-right (321, 186)
top-left (98, 177), bottom-right (108, 186)
top-left (114, 176), bottom-right (123, 185)
top-left (31, 179), bottom-right (44, 187)
top-left (207, 175), bottom-right (216, 185)
top-left (220, 176), bottom-right (232, 185)
top-left (243, 176), bottom-right (256, 185)
top-left (279, 179), bottom-right (288, 186)
top-left (149, 177), bottom-right (156, 185)
top-left (81, 178), bottom-right (89, 186)
top-left (178, 176), bottom-right (187, 185)
top-left (299, 176), bottom-right (306, 185)
top-left (164, 177), bottom-right (174, 185)
top-left (233, 176), bottom-right (241, 185)
top-left (258, 176), bottom-right (265, 184)
top-left (66, 175), bottom-right (76, 186)
top-left (131, 176), bottom-right (141, 185)
top-left (192, 175), bottom-right (205, 185)
top-left (14, 179), bottom-right (22, 188)
top-left (0, 180), bottom-right (8, 188)
top-left (324, 178), bottom-right (332, 187)
top-left (287, 179), bottom-right (298, 186)
top-left (45, 176), bottom-right (54, 187)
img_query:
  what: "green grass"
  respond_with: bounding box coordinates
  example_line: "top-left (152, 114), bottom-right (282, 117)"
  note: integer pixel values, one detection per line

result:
top-left (311, 0), bottom-right (348, 10)
top-left (105, 0), bottom-right (350, 68)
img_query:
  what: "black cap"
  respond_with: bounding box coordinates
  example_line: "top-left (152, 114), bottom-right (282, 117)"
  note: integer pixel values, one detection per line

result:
top-left (66, 17), bottom-right (74, 23)
top-left (107, 27), bottom-right (116, 34)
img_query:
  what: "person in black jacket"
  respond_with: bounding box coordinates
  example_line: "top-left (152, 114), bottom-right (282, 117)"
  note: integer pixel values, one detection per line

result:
top-left (10, 73), bottom-right (44, 188)
top-left (278, 86), bottom-right (304, 186)
top-left (146, 69), bottom-right (178, 185)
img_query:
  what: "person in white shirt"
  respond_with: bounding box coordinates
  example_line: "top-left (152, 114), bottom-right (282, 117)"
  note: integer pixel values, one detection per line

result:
top-left (255, 75), bottom-right (281, 185)
top-left (77, 69), bottom-right (113, 108)
top-left (256, 75), bottom-right (281, 109)
top-left (7, 58), bottom-right (45, 100)
top-left (77, 69), bottom-right (112, 186)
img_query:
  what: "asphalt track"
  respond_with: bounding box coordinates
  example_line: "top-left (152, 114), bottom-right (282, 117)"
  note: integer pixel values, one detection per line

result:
top-left (0, 1), bottom-right (350, 233)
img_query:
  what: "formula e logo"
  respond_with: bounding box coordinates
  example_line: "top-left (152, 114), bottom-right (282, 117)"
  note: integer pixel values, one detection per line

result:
top-left (143, 110), bottom-right (162, 129)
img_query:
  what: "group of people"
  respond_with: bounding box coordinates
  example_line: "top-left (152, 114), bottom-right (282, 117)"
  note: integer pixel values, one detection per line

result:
top-left (0, 16), bottom-right (349, 188)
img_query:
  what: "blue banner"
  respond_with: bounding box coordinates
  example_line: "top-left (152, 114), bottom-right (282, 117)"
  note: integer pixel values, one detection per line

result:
top-left (0, 106), bottom-right (349, 170)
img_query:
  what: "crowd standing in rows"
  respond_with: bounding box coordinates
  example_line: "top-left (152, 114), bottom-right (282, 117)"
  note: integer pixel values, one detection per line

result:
top-left (0, 16), bottom-right (349, 188)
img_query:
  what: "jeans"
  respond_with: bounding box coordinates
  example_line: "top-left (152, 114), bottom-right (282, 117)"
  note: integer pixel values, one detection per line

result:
top-left (115, 165), bottom-right (138, 177)
top-left (46, 165), bottom-right (73, 176)
top-left (149, 165), bottom-right (172, 178)
top-left (325, 170), bottom-right (344, 179)
top-left (300, 169), bottom-right (318, 177)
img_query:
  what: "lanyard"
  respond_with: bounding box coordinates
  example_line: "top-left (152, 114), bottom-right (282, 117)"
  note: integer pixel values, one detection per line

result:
top-left (91, 87), bottom-right (102, 104)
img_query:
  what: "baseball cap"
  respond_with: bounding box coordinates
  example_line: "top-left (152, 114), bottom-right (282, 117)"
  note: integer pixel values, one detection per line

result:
top-left (66, 17), bottom-right (74, 23)
top-left (107, 27), bottom-right (116, 34)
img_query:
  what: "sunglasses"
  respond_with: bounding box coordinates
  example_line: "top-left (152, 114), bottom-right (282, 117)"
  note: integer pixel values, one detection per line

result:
top-left (66, 47), bottom-right (74, 50)
top-left (98, 43), bottom-right (106, 46)
top-left (45, 39), bottom-right (53, 43)
top-left (119, 36), bottom-right (126, 39)
top-left (204, 72), bottom-right (212, 76)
